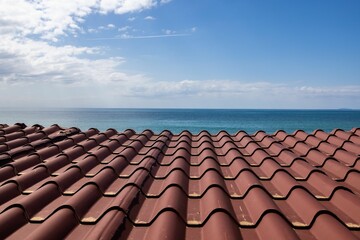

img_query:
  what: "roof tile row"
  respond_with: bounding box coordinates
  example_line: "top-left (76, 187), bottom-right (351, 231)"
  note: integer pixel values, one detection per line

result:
top-left (0, 123), bottom-right (359, 239)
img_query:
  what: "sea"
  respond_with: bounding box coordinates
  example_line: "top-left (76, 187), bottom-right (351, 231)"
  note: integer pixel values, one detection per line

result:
top-left (1, 108), bottom-right (359, 134)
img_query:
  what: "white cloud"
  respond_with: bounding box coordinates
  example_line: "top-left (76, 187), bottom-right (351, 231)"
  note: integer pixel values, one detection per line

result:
top-left (122, 80), bottom-right (281, 97)
top-left (115, 79), bottom-right (360, 100)
top-left (144, 16), bottom-right (155, 20)
top-left (0, 0), bottom-right (172, 86)
top-left (99, 0), bottom-right (157, 14)
top-left (0, 0), bottom-right (96, 41)
top-left (127, 17), bottom-right (136, 21)
top-left (119, 33), bottom-right (132, 39)
top-left (88, 28), bottom-right (98, 33)
top-left (118, 26), bottom-right (131, 32)
top-left (1, 77), bottom-right (359, 108)
top-left (191, 27), bottom-right (197, 32)
top-left (160, 0), bottom-right (172, 4)
top-left (98, 24), bottom-right (116, 30)
top-left (163, 29), bottom-right (176, 35)
top-left (0, 35), bottom-right (145, 84)
top-left (297, 86), bottom-right (360, 96)
top-left (0, 0), bottom-right (169, 41)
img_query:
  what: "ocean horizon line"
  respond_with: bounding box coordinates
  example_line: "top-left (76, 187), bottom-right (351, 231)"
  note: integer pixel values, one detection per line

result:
top-left (1, 107), bottom-right (359, 111)
top-left (1, 108), bottom-right (359, 134)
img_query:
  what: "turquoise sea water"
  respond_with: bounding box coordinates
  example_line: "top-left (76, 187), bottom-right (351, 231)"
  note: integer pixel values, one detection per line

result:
top-left (0, 109), bottom-right (359, 134)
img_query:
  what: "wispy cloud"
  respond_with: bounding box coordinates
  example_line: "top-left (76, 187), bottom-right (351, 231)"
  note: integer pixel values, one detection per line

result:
top-left (123, 80), bottom-right (283, 97)
top-left (144, 16), bottom-right (156, 20)
top-left (123, 33), bottom-right (189, 39)
top-left (296, 86), bottom-right (360, 96)
top-left (1, 77), bottom-right (359, 108)
top-left (163, 29), bottom-right (176, 35)
top-left (87, 33), bottom-right (190, 40)
top-left (88, 28), bottom-right (98, 33)
top-left (114, 78), bottom-right (360, 100)
top-left (160, 0), bottom-right (172, 4)
top-left (118, 26), bottom-right (132, 32)
top-left (107, 24), bottom-right (116, 29)
top-left (88, 23), bottom-right (117, 34)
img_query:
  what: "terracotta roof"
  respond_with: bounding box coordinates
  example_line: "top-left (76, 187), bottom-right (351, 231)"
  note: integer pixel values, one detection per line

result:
top-left (0, 123), bottom-right (359, 240)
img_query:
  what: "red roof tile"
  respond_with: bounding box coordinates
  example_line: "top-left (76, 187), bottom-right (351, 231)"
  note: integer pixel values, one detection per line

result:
top-left (0, 123), bottom-right (359, 240)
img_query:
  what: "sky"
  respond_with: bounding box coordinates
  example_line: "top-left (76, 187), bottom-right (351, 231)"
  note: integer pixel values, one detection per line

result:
top-left (0, 0), bottom-right (359, 109)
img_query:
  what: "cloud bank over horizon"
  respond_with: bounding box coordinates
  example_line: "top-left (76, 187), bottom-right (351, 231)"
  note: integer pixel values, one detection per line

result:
top-left (0, 0), bottom-right (359, 109)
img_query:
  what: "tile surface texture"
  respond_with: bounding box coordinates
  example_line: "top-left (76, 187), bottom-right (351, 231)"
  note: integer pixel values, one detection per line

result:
top-left (0, 123), bottom-right (359, 240)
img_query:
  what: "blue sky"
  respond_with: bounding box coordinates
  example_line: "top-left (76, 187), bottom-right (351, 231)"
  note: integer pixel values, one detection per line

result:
top-left (0, 0), bottom-right (359, 108)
